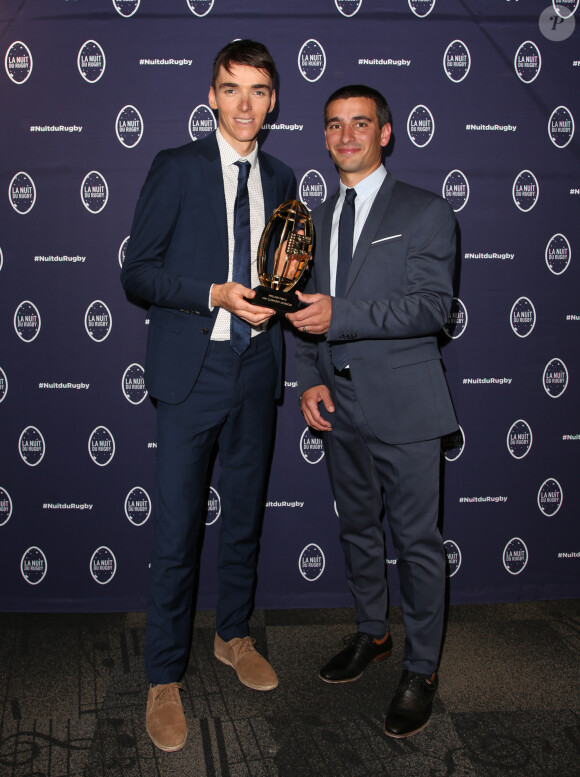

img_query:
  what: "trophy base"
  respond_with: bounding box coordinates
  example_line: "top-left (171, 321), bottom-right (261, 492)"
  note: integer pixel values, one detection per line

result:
top-left (247, 286), bottom-right (301, 313)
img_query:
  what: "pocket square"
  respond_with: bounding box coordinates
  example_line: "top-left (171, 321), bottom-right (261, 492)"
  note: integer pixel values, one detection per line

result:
top-left (372, 234), bottom-right (402, 245)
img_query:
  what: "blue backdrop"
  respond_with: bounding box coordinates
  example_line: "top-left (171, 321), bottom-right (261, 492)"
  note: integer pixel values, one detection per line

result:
top-left (1, 0), bottom-right (579, 612)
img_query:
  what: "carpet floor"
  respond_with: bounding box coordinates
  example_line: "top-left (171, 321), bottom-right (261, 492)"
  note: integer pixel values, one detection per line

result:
top-left (0, 600), bottom-right (579, 776)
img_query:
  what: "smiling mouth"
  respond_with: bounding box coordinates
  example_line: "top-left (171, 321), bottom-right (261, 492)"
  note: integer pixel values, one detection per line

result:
top-left (235, 118), bottom-right (254, 124)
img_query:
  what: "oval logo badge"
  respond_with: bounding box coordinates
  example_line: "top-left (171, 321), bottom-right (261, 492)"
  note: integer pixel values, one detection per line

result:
top-left (545, 233), bottom-right (571, 275)
top-left (21, 546), bottom-right (48, 585)
top-left (335, 0), bottom-right (363, 16)
top-left (442, 170), bottom-right (469, 212)
top-left (299, 169), bottom-right (327, 211)
top-left (119, 235), bottom-right (130, 267)
top-left (298, 39), bottom-right (326, 83)
top-left (552, 0), bottom-right (579, 18)
top-left (408, 0), bottom-right (436, 17)
top-left (81, 171), bottom-right (108, 214)
top-left (125, 486), bottom-right (151, 526)
top-left (299, 543), bottom-right (326, 581)
top-left (186, 0), bottom-right (214, 17)
top-left (5, 41), bottom-right (33, 84)
top-left (537, 478), bottom-right (563, 517)
top-left (0, 487), bottom-right (13, 526)
top-left (85, 300), bottom-right (112, 342)
top-left (88, 426), bottom-right (116, 466)
top-left (122, 363), bottom-right (147, 404)
top-left (189, 104), bottom-right (217, 142)
top-left (113, 0), bottom-right (141, 17)
top-left (206, 486), bottom-right (221, 526)
top-left (14, 300), bottom-right (41, 342)
top-left (78, 40), bottom-right (106, 83)
top-left (514, 41), bottom-right (541, 83)
top-left (0, 367), bottom-right (7, 404)
top-left (19, 426), bottom-right (46, 467)
top-left (507, 419), bottom-right (533, 460)
top-left (300, 427), bottom-right (325, 464)
top-left (90, 546), bottom-right (117, 584)
top-left (443, 40), bottom-right (471, 83)
top-left (512, 170), bottom-right (539, 212)
top-left (443, 297), bottom-right (468, 339)
top-left (542, 357), bottom-right (568, 398)
top-left (407, 105), bottom-right (435, 147)
top-left (116, 105), bottom-right (144, 148)
top-left (444, 540), bottom-right (462, 577)
top-left (9, 172), bottom-right (36, 214)
top-left (503, 537), bottom-right (528, 575)
top-left (442, 426), bottom-right (465, 462)
top-left (548, 105), bottom-right (574, 149)
top-left (510, 296), bottom-right (535, 338)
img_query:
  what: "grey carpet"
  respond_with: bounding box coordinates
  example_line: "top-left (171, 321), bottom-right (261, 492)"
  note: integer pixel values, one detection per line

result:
top-left (0, 600), bottom-right (578, 776)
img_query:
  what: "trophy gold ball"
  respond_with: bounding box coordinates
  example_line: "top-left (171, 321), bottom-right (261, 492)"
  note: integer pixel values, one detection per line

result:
top-left (249, 199), bottom-right (314, 313)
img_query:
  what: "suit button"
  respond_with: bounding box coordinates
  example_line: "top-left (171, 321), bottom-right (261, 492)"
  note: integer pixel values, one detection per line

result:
top-left (202, 326), bottom-right (209, 334)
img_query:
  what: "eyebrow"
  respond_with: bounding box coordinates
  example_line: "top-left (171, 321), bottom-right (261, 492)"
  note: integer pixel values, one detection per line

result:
top-left (326, 114), bottom-right (374, 126)
top-left (217, 81), bottom-right (271, 90)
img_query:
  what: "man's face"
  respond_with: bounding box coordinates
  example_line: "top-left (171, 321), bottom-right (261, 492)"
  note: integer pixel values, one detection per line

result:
top-left (324, 96), bottom-right (391, 185)
top-left (209, 63), bottom-right (276, 154)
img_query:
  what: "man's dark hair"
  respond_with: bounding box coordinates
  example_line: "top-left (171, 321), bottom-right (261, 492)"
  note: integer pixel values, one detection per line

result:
top-left (324, 84), bottom-right (391, 128)
top-left (212, 39), bottom-right (276, 87)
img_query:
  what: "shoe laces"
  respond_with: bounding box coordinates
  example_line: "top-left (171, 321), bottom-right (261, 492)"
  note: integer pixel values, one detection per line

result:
top-left (342, 631), bottom-right (372, 647)
top-left (236, 636), bottom-right (257, 657)
top-left (153, 683), bottom-right (183, 704)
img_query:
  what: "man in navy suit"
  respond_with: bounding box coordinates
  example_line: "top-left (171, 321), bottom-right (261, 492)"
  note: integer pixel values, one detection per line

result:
top-left (287, 85), bottom-right (458, 738)
top-left (121, 40), bottom-right (294, 752)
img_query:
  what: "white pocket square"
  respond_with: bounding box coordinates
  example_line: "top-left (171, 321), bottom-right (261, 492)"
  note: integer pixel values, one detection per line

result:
top-left (372, 234), bottom-right (402, 244)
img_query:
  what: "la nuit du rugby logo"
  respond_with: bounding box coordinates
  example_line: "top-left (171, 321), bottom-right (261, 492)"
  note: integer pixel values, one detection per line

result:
top-left (78, 41), bottom-right (106, 83)
top-left (88, 426), bottom-right (115, 466)
top-left (116, 106), bottom-right (143, 148)
top-left (189, 104), bottom-right (217, 142)
top-left (335, 0), bottom-right (363, 16)
top-left (0, 367), bottom-right (7, 404)
top-left (407, 105), bottom-right (435, 147)
top-left (299, 543), bottom-right (325, 581)
top-left (186, 0), bottom-right (214, 16)
top-left (545, 234), bottom-right (571, 275)
top-left (543, 358), bottom-right (568, 398)
top-left (503, 537), bottom-right (528, 575)
top-left (21, 546), bottom-right (48, 585)
top-left (122, 363), bottom-right (147, 404)
top-left (443, 170), bottom-right (469, 212)
top-left (443, 40), bottom-right (471, 83)
top-left (514, 41), bottom-right (541, 83)
top-left (85, 300), bottom-right (112, 342)
top-left (548, 106), bottom-right (574, 149)
top-left (0, 487), bottom-right (13, 527)
top-left (206, 486), bottom-right (221, 526)
top-left (444, 540), bottom-right (461, 577)
top-left (9, 172), bottom-right (36, 214)
top-left (300, 428), bottom-right (325, 464)
top-left (113, 0), bottom-right (140, 17)
top-left (507, 420), bottom-right (532, 460)
top-left (537, 478), bottom-right (563, 517)
top-left (90, 546), bottom-right (116, 584)
top-left (510, 297), bottom-right (535, 337)
top-left (442, 426), bottom-right (465, 462)
top-left (512, 170), bottom-right (539, 212)
top-left (443, 297), bottom-right (468, 339)
top-left (298, 40), bottom-right (326, 83)
top-left (125, 486), bottom-right (151, 526)
top-left (408, 0), bottom-right (436, 17)
top-left (5, 41), bottom-right (33, 84)
top-left (119, 235), bottom-right (130, 267)
top-left (553, 0), bottom-right (579, 18)
top-left (81, 171), bottom-right (108, 214)
top-left (299, 170), bottom-right (327, 211)
top-left (14, 301), bottom-right (41, 342)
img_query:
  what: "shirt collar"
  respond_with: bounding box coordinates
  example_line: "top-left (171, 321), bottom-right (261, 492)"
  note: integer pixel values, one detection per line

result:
top-left (340, 165), bottom-right (386, 202)
top-left (216, 127), bottom-right (259, 169)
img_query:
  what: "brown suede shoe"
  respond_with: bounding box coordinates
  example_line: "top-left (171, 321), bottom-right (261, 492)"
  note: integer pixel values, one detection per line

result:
top-left (214, 634), bottom-right (278, 691)
top-left (145, 682), bottom-right (187, 752)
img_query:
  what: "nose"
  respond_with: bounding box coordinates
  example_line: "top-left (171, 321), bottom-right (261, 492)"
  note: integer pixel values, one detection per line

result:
top-left (340, 125), bottom-right (355, 144)
top-left (239, 92), bottom-right (251, 112)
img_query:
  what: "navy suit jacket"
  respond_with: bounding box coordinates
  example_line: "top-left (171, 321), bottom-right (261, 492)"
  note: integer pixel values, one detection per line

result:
top-left (296, 173), bottom-right (458, 444)
top-left (121, 133), bottom-right (295, 404)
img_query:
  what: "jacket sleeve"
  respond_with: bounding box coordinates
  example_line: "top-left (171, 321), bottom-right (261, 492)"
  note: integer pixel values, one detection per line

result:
top-left (327, 196), bottom-right (456, 342)
top-left (120, 150), bottom-right (212, 315)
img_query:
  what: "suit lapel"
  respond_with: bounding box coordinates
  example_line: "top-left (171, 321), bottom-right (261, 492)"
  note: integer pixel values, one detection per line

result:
top-left (346, 174), bottom-right (396, 294)
top-left (316, 192), bottom-right (339, 295)
top-left (258, 152), bottom-right (277, 221)
top-left (197, 134), bottom-right (228, 258)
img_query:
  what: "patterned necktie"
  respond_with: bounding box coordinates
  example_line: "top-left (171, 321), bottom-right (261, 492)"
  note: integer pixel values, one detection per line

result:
top-left (230, 160), bottom-right (251, 355)
top-left (332, 187), bottom-right (357, 370)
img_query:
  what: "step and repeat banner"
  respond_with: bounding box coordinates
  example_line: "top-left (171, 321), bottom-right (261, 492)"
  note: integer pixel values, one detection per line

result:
top-left (1, 0), bottom-right (579, 612)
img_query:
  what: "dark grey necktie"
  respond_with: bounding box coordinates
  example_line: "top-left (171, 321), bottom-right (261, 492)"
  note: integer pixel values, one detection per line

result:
top-left (230, 160), bottom-right (251, 355)
top-left (332, 187), bottom-right (356, 370)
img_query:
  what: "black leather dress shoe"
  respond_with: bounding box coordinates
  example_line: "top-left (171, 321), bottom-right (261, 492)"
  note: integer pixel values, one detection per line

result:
top-left (320, 631), bottom-right (392, 683)
top-left (384, 670), bottom-right (438, 738)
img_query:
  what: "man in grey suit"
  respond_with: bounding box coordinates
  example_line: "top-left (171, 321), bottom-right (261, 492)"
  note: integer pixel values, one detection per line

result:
top-left (287, 85), bottom-right (458, 738)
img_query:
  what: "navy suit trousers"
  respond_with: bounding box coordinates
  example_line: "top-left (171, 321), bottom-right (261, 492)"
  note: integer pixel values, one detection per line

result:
top-left (145, 333), bottom-right (277, 684)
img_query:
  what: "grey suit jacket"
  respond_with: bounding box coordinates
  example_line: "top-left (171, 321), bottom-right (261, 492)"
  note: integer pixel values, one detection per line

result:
top-left (296, 172), bottom-right (458, 444)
